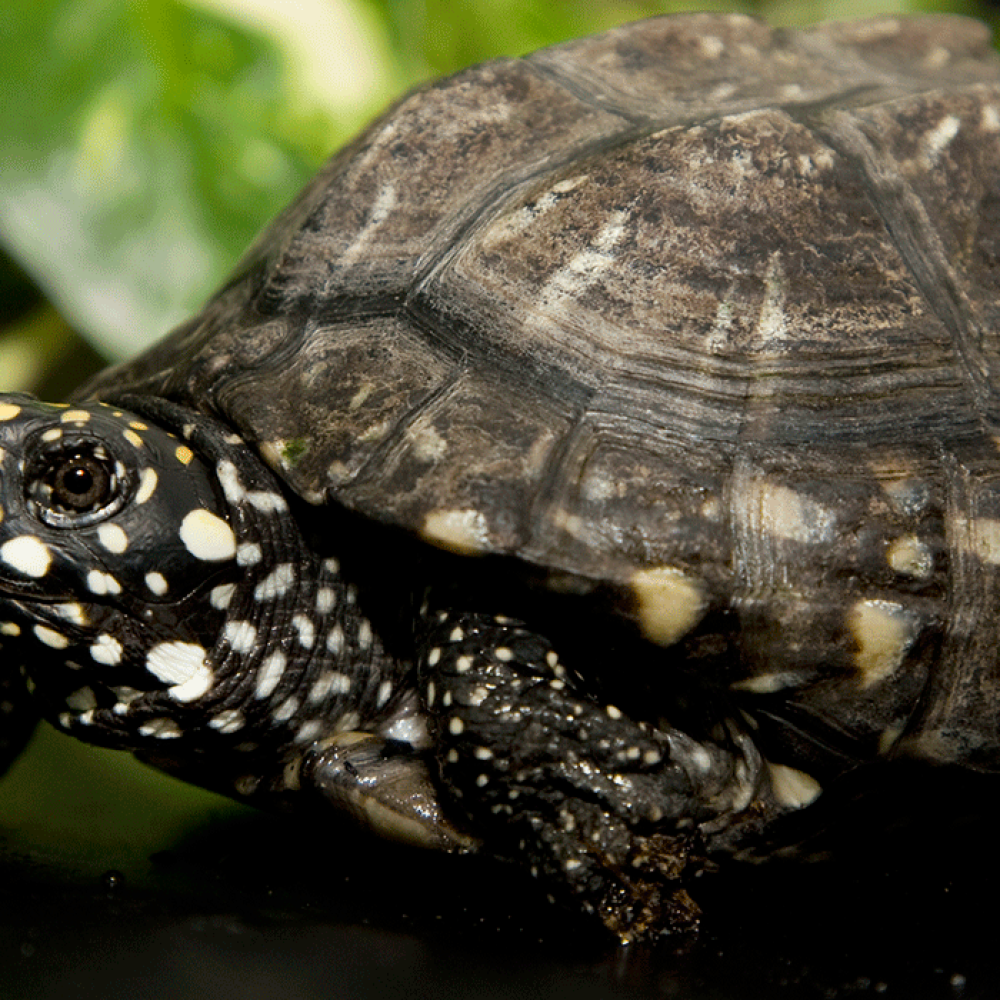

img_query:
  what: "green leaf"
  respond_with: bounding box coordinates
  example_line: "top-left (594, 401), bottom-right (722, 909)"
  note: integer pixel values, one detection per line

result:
top-left (0, 0), bottom-right (395, 363)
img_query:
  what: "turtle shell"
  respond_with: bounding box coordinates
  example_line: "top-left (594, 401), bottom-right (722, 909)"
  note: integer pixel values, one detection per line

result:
top-left (80, 14), bottom-right (1000, 765)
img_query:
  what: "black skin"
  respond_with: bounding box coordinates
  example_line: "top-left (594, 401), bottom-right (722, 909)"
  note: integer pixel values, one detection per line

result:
top-left (0, 394), bottom-right (773, 942)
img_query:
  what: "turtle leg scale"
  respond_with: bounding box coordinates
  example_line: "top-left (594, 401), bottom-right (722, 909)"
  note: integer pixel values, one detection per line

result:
top-left (417, 609), bottom-right (766, 941)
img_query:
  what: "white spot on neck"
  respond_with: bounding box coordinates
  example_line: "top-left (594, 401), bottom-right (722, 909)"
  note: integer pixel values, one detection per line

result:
top-left (255, 651), bottom-right (286, 699)
top-left (179, 509), bottom-right (237, 562)
top-left (145, 641), bottom-right (213, 701)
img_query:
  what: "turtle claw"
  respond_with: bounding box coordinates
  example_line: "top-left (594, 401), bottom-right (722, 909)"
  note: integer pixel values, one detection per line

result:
top-left (300, 732), bottom-right (479, 851)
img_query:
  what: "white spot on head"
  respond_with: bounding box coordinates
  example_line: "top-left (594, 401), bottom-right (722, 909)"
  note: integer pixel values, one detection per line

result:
top-left (255, 651), bottom-right (286, 699)
top-left (0, 402), bottom-right (22, 420)
top-left (97, 523), bottom-right (129, 554)
top-left (448, 717), bottom-right (464, 735)
top-left (34, 624), bottom-right (68, 649)
top-left (54, 602), bottom-right (88, 625)
top-left (41, 427), bottom-right (63, 442)
top-left (145, 641), bottom-right (213, 701)
top-left (315, 588), bottom-right (336, 614)
top-left (91, 634), bottom-right (123, 665)
top-left (87, 570), bottom-right (122, 596)
top-left (123, 428), bottom-right (144, 449)
top-left (179, 509), bottom-right (236, 562)
top-left (1, 536), bottom-right (52, 578)
top-left (630, 566), bottom-right (705, 646)
top-left (848, 599), bottom-right (918, 687)
top-left (145, 572), bottom-right (169, 596)
top-left (135, 468), bottom-right (158, 505)
top-left (1, 622), bottom-right (21, 636)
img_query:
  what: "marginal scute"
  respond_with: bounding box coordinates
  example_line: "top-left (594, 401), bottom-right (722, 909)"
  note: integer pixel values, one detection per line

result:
top-left (848, 599), bottom-right (918, 688)
top-left (767, 762), bottom-right (822, 809)
top-left (630, 566), bottom-right (705, 646)
top-left (421, 509), bottom-right (491, 555)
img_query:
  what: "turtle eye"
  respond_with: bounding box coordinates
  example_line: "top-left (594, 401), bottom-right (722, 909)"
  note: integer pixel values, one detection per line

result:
top-left (26, 440), bottom-right (129, 527)
top-left (51, 454), bottom-right (111, 511)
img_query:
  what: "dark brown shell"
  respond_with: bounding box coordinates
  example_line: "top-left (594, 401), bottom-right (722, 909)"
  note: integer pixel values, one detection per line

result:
top-left (82, 14), bottom-right (1000, 767)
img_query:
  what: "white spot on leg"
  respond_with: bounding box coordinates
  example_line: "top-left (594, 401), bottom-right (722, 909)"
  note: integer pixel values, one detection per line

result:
top-left (223, 621), bottom-right (257, 654)
top-left (97, 523), bottom-right (128, 554)
top-left (145, 641), bottom-right (213, 701)
top-left (91, 634), bottom-right (122, 665)
top-left (179, 509), bottom-right (236, 561)
top-left (1, 536), bottom-right (52, 578)
top-left (255, 651), bottom-right (286, 699)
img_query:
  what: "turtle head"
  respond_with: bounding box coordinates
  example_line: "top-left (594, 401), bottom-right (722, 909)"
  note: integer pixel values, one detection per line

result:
top-left (0, 394), bottom-right (243, 747)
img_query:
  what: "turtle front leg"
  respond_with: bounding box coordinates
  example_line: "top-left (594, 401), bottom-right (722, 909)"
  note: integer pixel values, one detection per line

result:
top-left (417, 609), bottom-right (767, 941)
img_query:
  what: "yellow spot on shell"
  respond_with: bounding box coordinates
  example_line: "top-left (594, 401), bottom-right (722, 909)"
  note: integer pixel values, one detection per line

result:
top-left (767, 762), bottom-right (822, 809)
top-left (123, 429), bottom-right (143, 448)
top-left (175, 445), bottom-right (194, 465)
top-left (422, 509), bottom-right (489, 555)
top-left (630, 566), bottom-right (705, 646)
top-left (848, 599), bottom-right (917, 688)
top-left (886, 535), bottom-right (933, 578)
top-left (0, 403), bottom-right (21, 421)
top-left (964, 518), bottom-right (1000, 565)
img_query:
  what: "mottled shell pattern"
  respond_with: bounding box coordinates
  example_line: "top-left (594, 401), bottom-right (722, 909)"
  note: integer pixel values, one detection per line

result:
top-left (81, 14), bottom-right (1000, 774)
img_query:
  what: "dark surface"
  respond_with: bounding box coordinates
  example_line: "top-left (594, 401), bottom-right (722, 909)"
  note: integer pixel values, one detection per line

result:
top-left (2, 732), bottom-right (999, 999)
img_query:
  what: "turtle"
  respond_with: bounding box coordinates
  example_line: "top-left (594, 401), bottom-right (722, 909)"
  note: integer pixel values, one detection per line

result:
top-left (2, 11), bottom-right (1000, 942)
